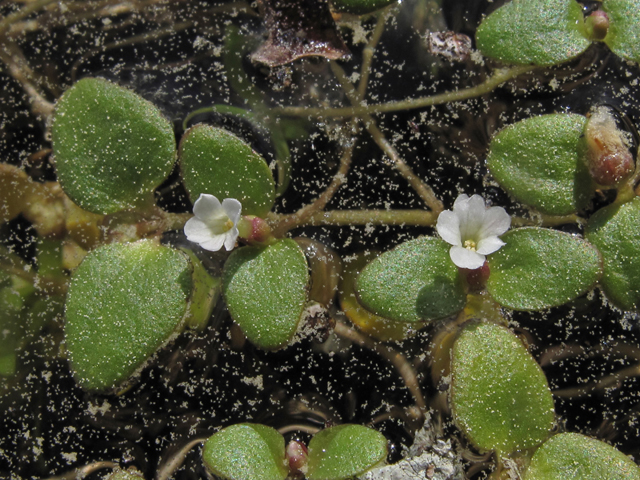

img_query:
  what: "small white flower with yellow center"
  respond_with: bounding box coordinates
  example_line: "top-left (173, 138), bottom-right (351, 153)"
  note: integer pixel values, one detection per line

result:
top-left (184, 194), bottom-right (241, 251)
top-left (436, 194), bottom-right (510, 270)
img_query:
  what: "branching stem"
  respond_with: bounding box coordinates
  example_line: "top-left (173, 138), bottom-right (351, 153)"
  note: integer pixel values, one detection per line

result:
top-left (272, 65), bottom-right (536, 118)
top-left (334, 321), bottom-right (427, 413)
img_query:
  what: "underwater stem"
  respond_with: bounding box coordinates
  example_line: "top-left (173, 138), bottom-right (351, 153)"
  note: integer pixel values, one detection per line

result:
top-left (330, 61), bottom-right (444, 212)
top-left (272, 65), bottom-right (536, 118)
top-left (271, 133), bottom-right (356, 237)
top-left (334, 321), bottom-right (427, 413)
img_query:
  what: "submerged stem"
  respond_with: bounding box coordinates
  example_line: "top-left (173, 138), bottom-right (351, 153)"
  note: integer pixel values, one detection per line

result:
top-left (272, 208), bottom-right (437, 228)
top-left (272, 65), bottom-right (536, 118)
top-left (272, 131), bottom-right (356, 237)
top-left (334, 321), bottom-right (427, 413)
top-left (330, 61), bottom-right (443, 212)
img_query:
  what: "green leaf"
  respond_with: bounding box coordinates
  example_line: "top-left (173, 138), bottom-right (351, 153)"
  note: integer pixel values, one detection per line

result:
top-left (356, 236), bottom-right (466, 323)
top-left (603, 0), bottom-right (640, 63)
top-left (202, 423), bottom-right (288, 480)
top-left (65, 240), bottom-right (191, 391)
top-left (476, 0), bottom-right (590, 66)
top-left (525, 432), bottom-right (640, 480)
top-left (223, 239), bottom-right (309, 350)
top-left (487, 113), bottom-right (594, 215)
top-left (330, 0), bottom-right (398, 15)
top-left (451, 321), bottom-right (555, 456)
top-left (307, 424), bottom-right (387, 480)
top-left (52, 77), bottom-right (176, 214)
top-left (179, 124), bottom-right (275, 218)
top-left (487, 228), bottom-right (602, 310)
top-left (586, 198), bottom-right (640, 311)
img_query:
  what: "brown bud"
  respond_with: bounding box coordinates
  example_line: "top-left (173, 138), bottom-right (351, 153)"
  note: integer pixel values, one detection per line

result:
top-left (585, 10), bottom-right (610, 42)
top-left (582, 106), bottom-right (635, 187)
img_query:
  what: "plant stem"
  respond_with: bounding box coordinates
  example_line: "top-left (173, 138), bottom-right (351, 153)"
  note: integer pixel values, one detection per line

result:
top-left (41, 461), bottom-right (117, 480)
top-left (330, 61), bottom-right (444, 212)
top-left (272, 65), bottom-right (536, 118)
top-left (156, 436), bottom-right (208, 480)
top-left (356, 10), bottom-right (388, 101)
top-left (272, 208), bottom-right (438, 228)
top-left (271, 134), bottom-right (356, 236)
top-left (0, 40), bottom-right (54, 120)
top-left (334, 321), bottom-right (427, 413)
top-left (0, 0), bottom-right (58, 37)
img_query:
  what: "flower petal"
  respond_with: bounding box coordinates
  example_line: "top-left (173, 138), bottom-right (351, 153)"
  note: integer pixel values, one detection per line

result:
top-left (192, 194), bottom-right (223, 221)
top-left (222, 198), bottom-right (242, 224)
top-left (198, 234), bottom-right (226, 252)
top-left (436, 210), bottom-right (462, 246)
top-left (477, 205), bottom-right (511, 239)
top-left (224, 227), bottom-right (239, 251)
top-left (450, 245), bottom-right (485, 269)
top-left (452, 194), bottom-right (470, 210)
top-left (184, 217), bottom-right (215, 244)
top-left (476, 235), bottom-right (506, 255)
top-left (457, 194), bottom-right (487, 240)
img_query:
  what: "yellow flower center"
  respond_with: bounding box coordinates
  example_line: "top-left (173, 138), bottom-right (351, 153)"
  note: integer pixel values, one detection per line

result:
top-left (464, 239), bottom-right (477, 251)
top-left (223, 218), bottom-right (234, 232)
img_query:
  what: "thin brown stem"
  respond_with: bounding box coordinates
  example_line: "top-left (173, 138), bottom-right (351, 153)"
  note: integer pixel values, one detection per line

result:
top-left (156, 436), bottom-right (207, 480)
top-left (334, 321), bottom-right (427, 413)
top-left (275, 208), bottom-right (438, 228)
top-left (331, 61), bottom-right (443, 212)
top-left (271, 136), bottom-right (356, 236)
top-left (272, 65), bottom-right (536, 118)
top-left (0, 0), bottom-right (58, 37)
top-left (355, 11), bottom-right (388, 101)
top-left (0, 40), bottom-right (54, 120)
top-left (42, 461), bottom-right (117, 480)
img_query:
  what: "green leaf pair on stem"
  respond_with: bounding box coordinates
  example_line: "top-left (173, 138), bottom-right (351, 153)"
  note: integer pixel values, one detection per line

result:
top-left (201, 423), bottom-right (387, 480)
top-left (476, 0), bottom-right (640, 66)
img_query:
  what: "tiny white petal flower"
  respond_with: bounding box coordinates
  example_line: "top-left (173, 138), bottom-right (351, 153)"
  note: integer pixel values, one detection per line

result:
top-left (184, 194), bottom-right (242, 252)
top-left (436, 194), bottom-right (510, 269)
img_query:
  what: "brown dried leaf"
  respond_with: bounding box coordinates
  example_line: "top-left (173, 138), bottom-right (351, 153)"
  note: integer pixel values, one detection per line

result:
top-left (251, 0), bottom-right (351, 67)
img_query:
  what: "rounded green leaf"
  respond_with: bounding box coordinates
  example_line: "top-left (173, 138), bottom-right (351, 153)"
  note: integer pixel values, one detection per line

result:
top-left (525, 432), bottom-right (640, 480)
top-left (487, 113), bottom-right (594, 215)
top-left (487, 227), bottom-right (602, 311)
top-left (179, 124), bottom-right (275, 217)
top-left (223, 239), bottom-right (309, 350)
top-left (586, 198), bottom-right (640, 311)
top-left (330, 0), bottom-right (397, 15)
top-left (451, 321), bottom-right (555, 456)
top-left (603, 0), bottom-right (640, 63)
top-left (202, 423), bottom-right (288, 480)
top-left (476, 0), bottom-right (590, 66)
top-left (356, 236), bottom-right (466, 323)
top-left (52, 77), bottom-right (176, 214)
top-left (65, 240), bottom-right (192, 391)
top-left (307, 424), bottom-right (387, 480)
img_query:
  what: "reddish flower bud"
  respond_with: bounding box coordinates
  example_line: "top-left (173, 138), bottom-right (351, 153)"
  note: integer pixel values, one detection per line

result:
top-left (236, 215), bottom-right (276, 246)
top-left (286, 439), bottom-right (309, 475)
top-left (582, 106), bottom-right (635, 187)
top-left (461, 261), bottom-right (490, 292)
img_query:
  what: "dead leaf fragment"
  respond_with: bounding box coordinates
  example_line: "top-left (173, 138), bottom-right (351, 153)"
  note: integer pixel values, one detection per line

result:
top-left (251, 0), bottom-right (351, 67)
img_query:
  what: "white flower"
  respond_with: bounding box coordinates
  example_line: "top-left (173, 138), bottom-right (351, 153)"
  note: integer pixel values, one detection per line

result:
top-left (436, 194), bottom-right (510, 270)
top-left (184, 194), bottom-right (242, 252)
